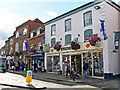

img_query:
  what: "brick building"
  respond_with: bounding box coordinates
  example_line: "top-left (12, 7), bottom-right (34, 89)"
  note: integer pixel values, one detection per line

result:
top-left (14, 18), bottom-right (44, 65)
top-left (28, 26), bottom-right (45, 70)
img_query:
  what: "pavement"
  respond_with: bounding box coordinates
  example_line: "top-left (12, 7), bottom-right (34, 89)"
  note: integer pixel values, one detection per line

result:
top-left (6, 70), bottom-right (120, 89)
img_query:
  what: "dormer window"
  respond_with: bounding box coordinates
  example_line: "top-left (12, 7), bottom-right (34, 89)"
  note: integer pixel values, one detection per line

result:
top-left (16, 31), bottom-right (19, 38)
top-left (23, 28), bottom-right (27, 35)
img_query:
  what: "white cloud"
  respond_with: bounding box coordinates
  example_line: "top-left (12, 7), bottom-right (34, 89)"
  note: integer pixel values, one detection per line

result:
top-left (0, 0), bottom-right (88, 3)
top-left (46, 11), bottom-right (58, 18)
top-left (0, 8), bottom-right (47, 48)
top-left (114, 0), bottom-right (119, 4)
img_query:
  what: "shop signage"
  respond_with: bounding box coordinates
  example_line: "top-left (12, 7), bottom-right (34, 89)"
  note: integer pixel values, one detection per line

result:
top-left (31, 52), bottom-right (45, 58)
top-left (86, 44), bottom-right (90, 48)
top-left (61, 46), bottom-right (72, 51)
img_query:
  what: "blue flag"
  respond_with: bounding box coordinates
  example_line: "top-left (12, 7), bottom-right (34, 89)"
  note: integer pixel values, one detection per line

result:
top-left (25, 42), bottom-right (28, 51)
top-left (100, 20), bottom-right (108, 40)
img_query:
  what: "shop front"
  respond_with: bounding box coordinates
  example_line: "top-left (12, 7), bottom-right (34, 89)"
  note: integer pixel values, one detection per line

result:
top-left (31, 52), bottom-right (45, 71)
top-left (47, 54), bottom-right (60, 72)
top-left (46, 42), bottom-right (103, 78)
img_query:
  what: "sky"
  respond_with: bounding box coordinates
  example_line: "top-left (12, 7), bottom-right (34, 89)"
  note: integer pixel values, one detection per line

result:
top-left (0, 0), bottom-right (119, 48)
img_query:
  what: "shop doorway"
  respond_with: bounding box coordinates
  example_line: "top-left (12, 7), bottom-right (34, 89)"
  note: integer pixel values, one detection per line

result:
top-left (71, 55), bottom-right (82, 75)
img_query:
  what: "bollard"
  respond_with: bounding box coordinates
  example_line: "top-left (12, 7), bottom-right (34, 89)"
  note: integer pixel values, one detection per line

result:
top-left (26, 70), bottom-right (32, 84)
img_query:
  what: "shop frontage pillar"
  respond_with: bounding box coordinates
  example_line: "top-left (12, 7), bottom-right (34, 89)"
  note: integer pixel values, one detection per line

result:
top-left (103, 40), bottom-right (111, 79)
top-left (60, 53), bottom-right (63, 71)
top-left (44, 52), bottom-right (47, 70)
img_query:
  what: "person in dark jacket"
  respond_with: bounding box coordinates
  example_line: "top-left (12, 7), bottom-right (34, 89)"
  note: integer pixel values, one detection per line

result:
top-left (34, 62), bottom-right (37, 73)
top-left (66, 60), bottom-right (70, 78)
top-left (21, 62), bottom-right (25, 71)
top-left (83, 61), bottom-right (89, 78)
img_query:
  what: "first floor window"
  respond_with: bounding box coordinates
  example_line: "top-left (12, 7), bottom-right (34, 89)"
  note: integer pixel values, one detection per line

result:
top-left (84, 29), bottom-right (93, 42)
top-left (23, 40), bottom-right (27, 51)
top-left (38, 42), bottom-right (41, 51)
top-left (51, 38), bottom-right (56, 47)
top-left (65, 34), bottom-right (71, 45)
top-left (51, 24), bottom-right (56, 36)
top-left (15, 42), bottom-right (19, 52)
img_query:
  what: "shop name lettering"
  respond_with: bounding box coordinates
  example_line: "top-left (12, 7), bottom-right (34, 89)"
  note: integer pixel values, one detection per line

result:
top-left (61, 46), bottom-right (72, 51)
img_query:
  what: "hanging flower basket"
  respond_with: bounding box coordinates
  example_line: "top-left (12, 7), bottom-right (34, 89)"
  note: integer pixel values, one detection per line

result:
top-left (43, 44), bottom-right (50, 52)
top-left (89, 34), bottom-right (101, 46)
top-left (71, 41), bottom-right (80, 50)
top-left (53, 42), bottom-right (61, 51)
top-left (30, 48), bottom-right (36, 53)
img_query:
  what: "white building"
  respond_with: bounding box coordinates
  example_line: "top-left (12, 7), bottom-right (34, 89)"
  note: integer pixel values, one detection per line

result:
top-left (44, 0), bottom-right (120, 79)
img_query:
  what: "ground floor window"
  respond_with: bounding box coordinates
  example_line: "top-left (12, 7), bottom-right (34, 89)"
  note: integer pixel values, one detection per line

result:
top-left (47, 56), bottom-right (60, 72)
top-left (83, 51), bottom-right (103, 77)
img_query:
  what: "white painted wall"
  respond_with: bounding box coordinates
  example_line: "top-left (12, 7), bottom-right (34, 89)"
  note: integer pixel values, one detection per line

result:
top-left (45, 1), bottom-right (120, 76)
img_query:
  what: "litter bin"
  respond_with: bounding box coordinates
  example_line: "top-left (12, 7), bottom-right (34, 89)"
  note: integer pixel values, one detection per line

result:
top-left (26, 70), bottom-right (32, 83)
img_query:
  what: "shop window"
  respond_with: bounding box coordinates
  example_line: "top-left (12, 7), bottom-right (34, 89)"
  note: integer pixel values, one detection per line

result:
top-left (51, 24), bottom-right (56, 36)
top-left (51, 38), bottom-right (56, 47)
top-left (23, 28), bottom-right (27, 35)
top-left (47, 56), bottom-right (52, 72)
top-left (47, 56), bottom-right (60, 72)
top-left (65, 18), bottom-right (71, 32)
top-left (83, 11), bottom-right (92, 27)
top-left (84, 29), bottom-right (93, 42)
top-left (114, 32), bottom-right (120, 50)
top-left (16, 31), bottom-right (19, 38)
top-left (93, 52), bottom-right (103, 77)
top-left (65, 34), bottom-right (71, 45)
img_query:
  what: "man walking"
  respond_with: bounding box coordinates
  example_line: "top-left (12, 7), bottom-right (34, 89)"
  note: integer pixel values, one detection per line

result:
top-left (83, 61), bottom-right (88, 78)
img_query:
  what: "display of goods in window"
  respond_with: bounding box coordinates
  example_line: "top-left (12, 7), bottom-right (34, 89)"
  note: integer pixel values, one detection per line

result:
top-left (89, 34), bottom-right (101, 47)
top-left (53, 42), bottom-right (61, 51)
top-left (71, 39), bottom-right (80, 50)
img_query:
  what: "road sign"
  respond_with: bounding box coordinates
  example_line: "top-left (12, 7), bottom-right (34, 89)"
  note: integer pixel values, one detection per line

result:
top-left (26, 70), bottom-right (32, 83)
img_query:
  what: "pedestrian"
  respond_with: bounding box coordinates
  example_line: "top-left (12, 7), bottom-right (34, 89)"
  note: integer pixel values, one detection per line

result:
top-left (21, 62), bottom-right (25, 71)
top-left (18, 61), bottom-right (20, 70)
top-left (6, 62), bottom-right (9, 70)
top-left (66, 60), bottom-right (70, 78)
top-left (83, 61), bottom-right (89, 78)
top-left (12, 61), bottom-right (15, 71)
top-left (10, 61), bottom-right (12, 70)
top-left (34, 62), bottom-right (37, 73)
top-left (15, 62), bottom-right (18, 71)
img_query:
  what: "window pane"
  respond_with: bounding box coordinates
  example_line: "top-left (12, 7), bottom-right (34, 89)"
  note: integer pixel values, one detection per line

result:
top-left (51, 25), bottom-right (56, 36)
top-left (51, 38), bottom-right (56, 47)
top-left (84, 11), bottom-right (92, 26)
top-left (65, 34), bottom-right (71, 45)
top-left (65, 19), bottom-right (71, 31)
top-left (84, 29), bottom-right (93, 42)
